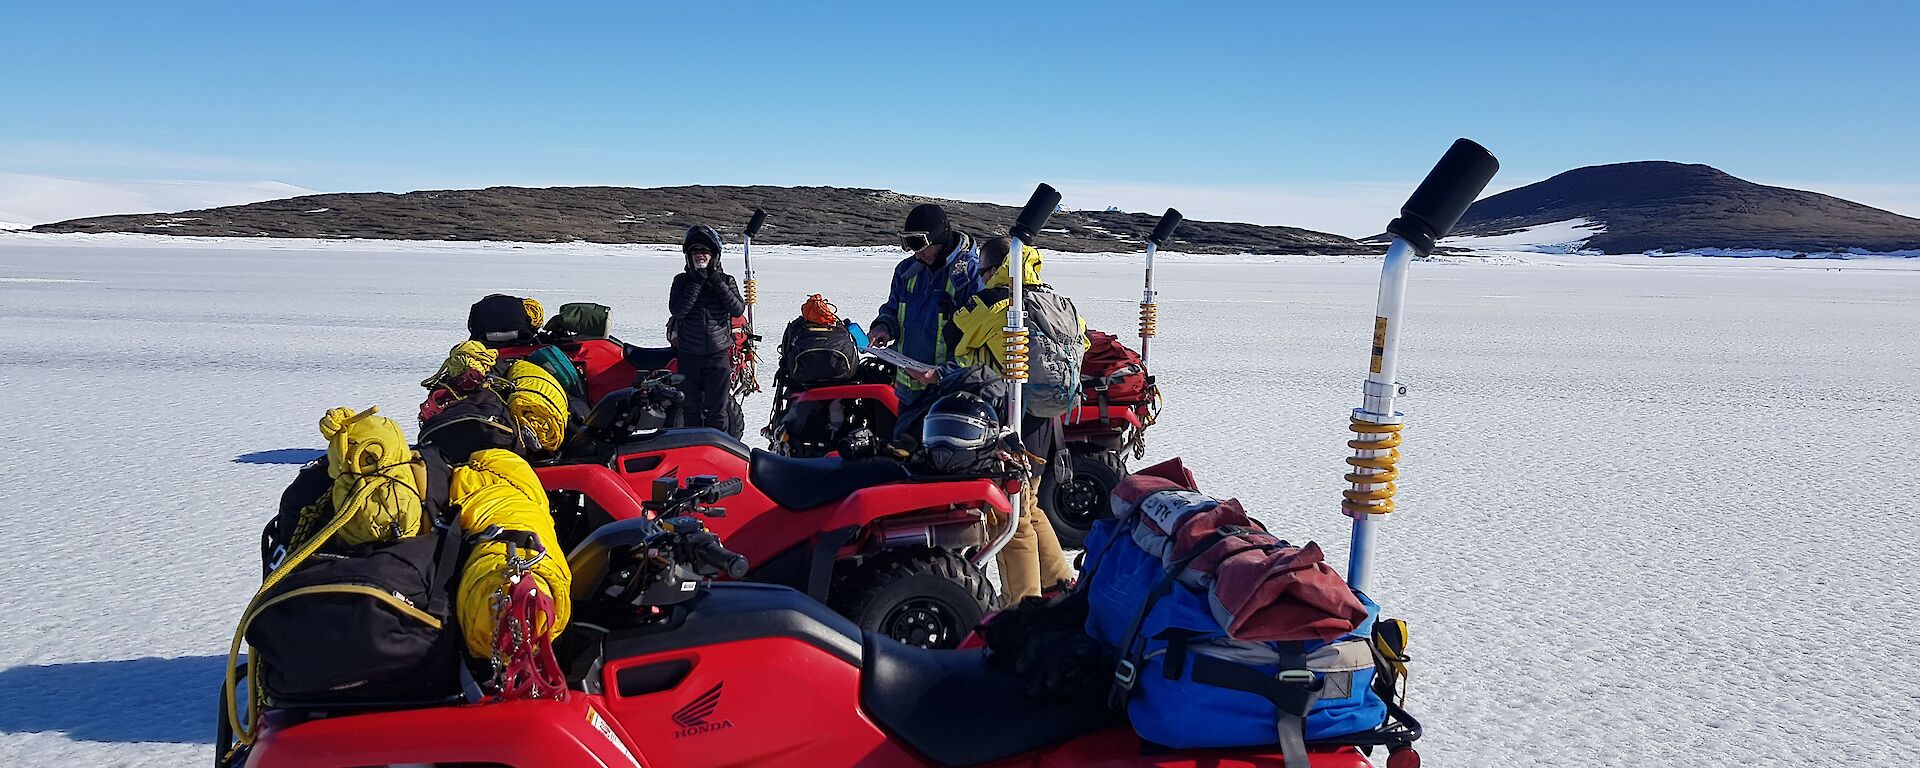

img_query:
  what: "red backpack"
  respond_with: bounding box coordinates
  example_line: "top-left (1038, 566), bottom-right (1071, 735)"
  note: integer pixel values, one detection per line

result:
top-left (1081, 329), bottom-right (1153, 414)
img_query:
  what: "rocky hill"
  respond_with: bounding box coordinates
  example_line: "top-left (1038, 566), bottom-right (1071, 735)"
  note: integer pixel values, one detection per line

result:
top-left (1451, 162), bottom-right (1920, 254)
top-left (32, 184), bottom-right (1371, 255)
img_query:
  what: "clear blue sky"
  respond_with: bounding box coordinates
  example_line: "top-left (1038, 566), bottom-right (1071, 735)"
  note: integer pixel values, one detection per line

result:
top-left (3, 1), bottom-right (1915, 233)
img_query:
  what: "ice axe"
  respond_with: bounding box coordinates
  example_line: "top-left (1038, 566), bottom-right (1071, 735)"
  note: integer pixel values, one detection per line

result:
top-left (974, 182), bottom-right (1062, 569)
top-left (1138, 207), bottom-right (1183, 367)
top-left (1342, 138), bottom-right (1498, 593)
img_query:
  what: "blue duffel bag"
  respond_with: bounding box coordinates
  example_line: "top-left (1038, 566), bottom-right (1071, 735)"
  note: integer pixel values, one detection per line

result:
top-left (1083, 516), bottom-right (1388, 754)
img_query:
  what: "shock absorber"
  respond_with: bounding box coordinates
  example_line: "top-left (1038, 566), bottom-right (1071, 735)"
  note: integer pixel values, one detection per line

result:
top-left (1342, 139), bottom-right (1498, 594)
top-left (743, 277), bottom-right (758, 306)
top-left (1138, 208), bottom-right (1181, 368)
top-left (1002, 325), bottom-right (1031, 381)
top-left (1344, 413), bottom-right (1402, 516)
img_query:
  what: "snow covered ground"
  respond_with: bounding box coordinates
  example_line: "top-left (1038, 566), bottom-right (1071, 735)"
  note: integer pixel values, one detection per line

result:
top-left (1, 232), bottom-right (1916, 767)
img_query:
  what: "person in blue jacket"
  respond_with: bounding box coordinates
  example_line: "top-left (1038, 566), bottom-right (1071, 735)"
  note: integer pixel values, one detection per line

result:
top-left (867, 203), bottom-right (983, 406)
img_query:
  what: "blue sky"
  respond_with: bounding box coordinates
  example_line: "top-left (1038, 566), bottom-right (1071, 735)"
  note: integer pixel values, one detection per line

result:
top-left (2, 1), bottom-right (1916, 233)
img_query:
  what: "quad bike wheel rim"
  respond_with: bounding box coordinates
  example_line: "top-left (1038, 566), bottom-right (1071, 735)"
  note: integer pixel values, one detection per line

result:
top-left (882, 597), bottom-right (960, 648)
top-left (1059, 474), bottom-right (1109, 529)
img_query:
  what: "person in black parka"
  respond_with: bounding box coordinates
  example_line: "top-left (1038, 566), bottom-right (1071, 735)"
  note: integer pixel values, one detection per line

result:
top-left (668, 225), bottom-right (747, 436)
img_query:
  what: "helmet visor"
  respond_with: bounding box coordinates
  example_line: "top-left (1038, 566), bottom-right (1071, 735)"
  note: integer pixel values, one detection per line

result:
top-left (922, 411), bottom-right (993, 450)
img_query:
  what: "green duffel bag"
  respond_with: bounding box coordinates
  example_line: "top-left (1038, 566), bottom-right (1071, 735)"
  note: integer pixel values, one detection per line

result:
top-left (543, 302), bottom-right (610, 339)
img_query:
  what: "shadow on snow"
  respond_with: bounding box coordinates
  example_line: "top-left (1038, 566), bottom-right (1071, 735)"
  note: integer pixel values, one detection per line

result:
top-left (0, 655), bottom-right (225, 744)
top-left (233, 448), bottom-right (324, 465)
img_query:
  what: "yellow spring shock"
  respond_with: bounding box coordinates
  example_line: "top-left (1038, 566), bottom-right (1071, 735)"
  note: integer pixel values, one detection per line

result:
top-left (1342, 417), bottom-right (1402, 516)
top-left (743, 277), bottom-right (758, 306)
top-left (1138, 301), bottom-right (1158, 339)
top-left (1003, 326), bottom-right (1030, 381)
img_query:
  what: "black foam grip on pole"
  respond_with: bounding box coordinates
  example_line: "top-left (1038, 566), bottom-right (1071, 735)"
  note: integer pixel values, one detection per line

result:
top-left (1008, 183), bottom-right (1062, 244)
top-left (1148, 208), bottom-right (1184, 247)
top-left (1385, 138), bottom-right (1500, 255)
top-left (745, 209), bottom-right (767, 238)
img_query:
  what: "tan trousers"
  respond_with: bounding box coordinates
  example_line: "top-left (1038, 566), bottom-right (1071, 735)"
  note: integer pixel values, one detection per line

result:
top-left (992, 481), bottom-right (1077, 603)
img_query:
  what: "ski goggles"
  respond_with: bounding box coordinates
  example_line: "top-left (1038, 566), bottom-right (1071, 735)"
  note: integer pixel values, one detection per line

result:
top-left (900, 231), bottom-right (932, 251)
top-left (684, 244), bottom-right (714, 256)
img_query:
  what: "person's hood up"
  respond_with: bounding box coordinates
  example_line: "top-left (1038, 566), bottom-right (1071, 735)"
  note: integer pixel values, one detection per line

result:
top-left (984, 244), bottom-right (1045, 289)
top-left (683, 225), bottom-right (724, 271)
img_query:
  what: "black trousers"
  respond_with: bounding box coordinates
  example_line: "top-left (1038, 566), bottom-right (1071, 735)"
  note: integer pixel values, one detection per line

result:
top-left (677, 351), bottom-right (737, 436)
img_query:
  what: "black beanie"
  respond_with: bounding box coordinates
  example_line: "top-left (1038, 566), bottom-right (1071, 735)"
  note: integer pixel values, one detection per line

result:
top-left (904, 203), bottom-right (952, 243)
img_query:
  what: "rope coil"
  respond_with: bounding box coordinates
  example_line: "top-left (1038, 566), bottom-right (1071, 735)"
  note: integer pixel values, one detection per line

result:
top-left (1002, 326), bottom-right (1030, 381)
top-left (1342, 417), bottom-right (1403, 516)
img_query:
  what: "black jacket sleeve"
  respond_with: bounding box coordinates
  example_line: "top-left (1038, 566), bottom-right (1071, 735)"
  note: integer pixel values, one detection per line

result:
top-left (669, 273), bottom-right (702, 319)
top-left (713, 272), bottom-right (746, 318)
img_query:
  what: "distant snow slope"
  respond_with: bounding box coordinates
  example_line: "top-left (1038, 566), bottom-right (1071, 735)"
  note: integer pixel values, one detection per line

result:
top-left (0, 173), bottom-right (318, 229)
top-left (0, 233), bottom-right (1916, 766)
top-left (1439, 217), bottom-right (1604, 254)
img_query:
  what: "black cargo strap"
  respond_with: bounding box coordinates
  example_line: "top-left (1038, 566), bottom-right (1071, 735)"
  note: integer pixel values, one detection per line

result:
top-left (425, 519), bottom-right (468, 619)
top-left (1188, 650), bottom-right (1322, 768)
top-left (1083, 364), bottom-right (1142, 426)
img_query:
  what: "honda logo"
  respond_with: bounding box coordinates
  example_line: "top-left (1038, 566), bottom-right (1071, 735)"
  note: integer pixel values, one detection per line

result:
top-left (671, 682), bottom-right (734, 737)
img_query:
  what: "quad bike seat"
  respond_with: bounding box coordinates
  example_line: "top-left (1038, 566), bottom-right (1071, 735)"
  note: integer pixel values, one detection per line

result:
top-left (748, 450), bottom-right (911, 510)
top-left (859, 633), bottom-right (1125, 766)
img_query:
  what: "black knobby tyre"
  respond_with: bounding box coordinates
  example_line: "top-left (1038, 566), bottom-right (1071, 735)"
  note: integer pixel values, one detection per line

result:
top-left (1044, 448), bottom-right (1127, 550)
top-left (833, 548), bottom-right (999, 649)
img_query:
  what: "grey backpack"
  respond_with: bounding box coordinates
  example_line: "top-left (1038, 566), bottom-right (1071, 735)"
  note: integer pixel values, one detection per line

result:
top-left (1021, 285), bottom-right (1085, 418)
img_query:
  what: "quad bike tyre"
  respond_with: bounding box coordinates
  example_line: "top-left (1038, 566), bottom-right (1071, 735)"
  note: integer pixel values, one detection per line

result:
top-left (1043, 447), bottom-right (1127, 550)
top-left (833, 548), bottom-right (999, 649)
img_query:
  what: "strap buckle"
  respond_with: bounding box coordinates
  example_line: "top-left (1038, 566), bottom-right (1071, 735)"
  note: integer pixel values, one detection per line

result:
top-left (1276, 669), bottom-right (1316, 684)
top-left (1113, 660), bottom-right (1139, 689)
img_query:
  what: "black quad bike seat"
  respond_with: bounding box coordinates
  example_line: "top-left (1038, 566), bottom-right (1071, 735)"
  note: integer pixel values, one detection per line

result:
top-left (859, 634), bottom-right (1125, 766)
top-left (748, 450), bottom-right (911, 510)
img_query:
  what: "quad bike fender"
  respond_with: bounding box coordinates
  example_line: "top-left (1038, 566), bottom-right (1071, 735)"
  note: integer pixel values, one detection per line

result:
top-left (245, 696), bottom-right (648, 768)
top-left (789, 383), bottom-right (901, 415)
top-left (815, 479), bottom-right (1010, 532)
top-left (536, 463), bottom-right (649, 518)
top-left (1064, 404), bottom-right (1143, 430)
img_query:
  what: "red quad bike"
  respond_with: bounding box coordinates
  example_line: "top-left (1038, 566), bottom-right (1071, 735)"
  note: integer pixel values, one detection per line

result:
top-left (536, 378), bottom-right (1010, 649)
top-left (763, 355), bottom-right (902, 458)
top-left (224, 480), bottom-right (1416, 767)
top-left (763, 333), bottom-right (1159, 551)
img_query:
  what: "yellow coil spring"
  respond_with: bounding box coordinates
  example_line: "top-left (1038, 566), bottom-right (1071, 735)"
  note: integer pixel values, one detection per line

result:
top-left (1139, 301), bottom-right (1158, 338)
top-left (743, 278), bottom-right (757, 305)
top-left (1342, 417), bottom-right (1403, 515)
top-left (1003, 326), bottom-right (1030, 381)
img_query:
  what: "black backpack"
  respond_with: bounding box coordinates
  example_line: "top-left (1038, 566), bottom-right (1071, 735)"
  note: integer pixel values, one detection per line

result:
top-left (245, 530), bottom-right (467, 705)
top-left (419, 387), bottom-right (525, 461)
top-left (261, 447), bottom-right (455, 577)
top-left (468, 294), bottom-right (536, 347)
top-left (778, 318), bottom-right (859, 386)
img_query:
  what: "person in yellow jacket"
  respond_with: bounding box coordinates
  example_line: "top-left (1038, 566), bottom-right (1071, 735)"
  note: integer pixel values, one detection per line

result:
top-left (949, 236), bottom-right (1081, 602)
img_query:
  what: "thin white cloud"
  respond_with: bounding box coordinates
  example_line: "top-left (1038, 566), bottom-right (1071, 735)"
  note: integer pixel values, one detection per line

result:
top-left (1760, 180), bottom-right (1920, 219)
top-left (0, 173), bottom-right (319, 227)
